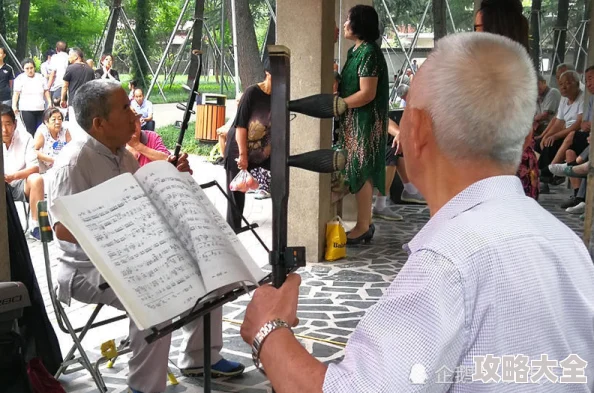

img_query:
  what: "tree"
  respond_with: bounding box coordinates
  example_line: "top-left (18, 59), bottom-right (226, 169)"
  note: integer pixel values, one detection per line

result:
top-left (226, 0), bottom-right (263, 89)
top-left (0, 0), bottom-right (6, 38)
top-left (103, 0), bottom-right (123, 56)
top-left (187, 0), bottom-right (206, 85)
top-left (432, 0), bottom-right (447, 42)
top-left (551, 0), bottom-right (569, 74)
top-left (531, 0), bottom-right (542, 71)
top-left (132, 0), bottom-right (150, 88)
top-left (16, 0), bottom-right (30, 60)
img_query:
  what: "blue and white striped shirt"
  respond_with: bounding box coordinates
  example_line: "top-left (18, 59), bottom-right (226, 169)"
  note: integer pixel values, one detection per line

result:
top-left (324, 176), bottom-right (594, 392)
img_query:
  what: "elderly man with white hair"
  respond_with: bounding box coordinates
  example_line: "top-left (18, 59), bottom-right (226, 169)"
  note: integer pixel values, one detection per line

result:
top-left (239, 33), bottom-right (594, 392)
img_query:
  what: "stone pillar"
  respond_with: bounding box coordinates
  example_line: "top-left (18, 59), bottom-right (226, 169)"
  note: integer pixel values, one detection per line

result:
top-left (277, 0), bottom-right (336, 261)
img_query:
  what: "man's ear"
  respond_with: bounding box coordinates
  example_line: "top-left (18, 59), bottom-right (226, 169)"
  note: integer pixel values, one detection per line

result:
top-left (91, 117), bottom-right (104, 134)
top-left (406, 107), bottom-right (432, 159)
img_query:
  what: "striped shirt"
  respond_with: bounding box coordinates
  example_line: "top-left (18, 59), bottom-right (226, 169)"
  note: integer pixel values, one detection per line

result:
top-left (324, 176), bottom-right (594, 392)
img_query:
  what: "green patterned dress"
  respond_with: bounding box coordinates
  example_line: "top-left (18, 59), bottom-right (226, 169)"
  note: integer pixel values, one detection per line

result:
top-left (338, 41), bottom-right (389, 194)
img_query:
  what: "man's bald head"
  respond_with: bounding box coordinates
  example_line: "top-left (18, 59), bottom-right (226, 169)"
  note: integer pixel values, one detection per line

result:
top-left (406, 32), bottom-right (536, 168)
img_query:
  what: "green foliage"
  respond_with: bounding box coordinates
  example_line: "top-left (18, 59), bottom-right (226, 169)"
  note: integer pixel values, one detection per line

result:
top-left (131, 0), bottom-right (151, 88)
top-left (157, 121), bottom-right (214, 156)
top-left (28, 0), bottom-right (108, 57)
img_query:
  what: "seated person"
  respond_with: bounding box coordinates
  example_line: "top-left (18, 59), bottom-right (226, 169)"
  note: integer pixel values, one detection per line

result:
top-left (535, 70), bottom-right (583, 190)
top-left (1, 104), bottom-right (44, 240)
top-left (224, 63), bottom-right (271, 231)
top-left (128, 79), bottom-right (138, 101)
top-left (238, 33), bottom-right (594, 393)
top-left (48, 80), bottom-right (245, 393)
top-left (533, 74), bottom-right (561, 136)
top-left (33, 107), bottom-right (71, 173)
top-left (126, 116), bottom-right (170, 167)
top-left (131, 88), bottom-right (155, 131)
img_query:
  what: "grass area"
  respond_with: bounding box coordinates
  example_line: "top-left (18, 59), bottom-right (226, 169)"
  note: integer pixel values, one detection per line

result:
top-left (119, 74), bottom-right (236, 105)
top-left (157, 121), bottom-right (216, 157)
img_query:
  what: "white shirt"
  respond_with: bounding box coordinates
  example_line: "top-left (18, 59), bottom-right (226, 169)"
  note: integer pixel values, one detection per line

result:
top-left (131, 99), bottom-right (153, 123)
top-left (3, 128), bottom-right (38, 185)
top-left (324, 176), bottom-right (594, 392)
top-left (556, 89), bottom-right (584, 128)
top-left (13, 73), bottom-right (48, 111)
top-left (48, 51), bottom-right (69, 91)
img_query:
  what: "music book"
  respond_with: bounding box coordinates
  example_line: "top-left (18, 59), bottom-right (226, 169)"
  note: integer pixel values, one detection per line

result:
top-left (51, 160), bottom-right (266, 330)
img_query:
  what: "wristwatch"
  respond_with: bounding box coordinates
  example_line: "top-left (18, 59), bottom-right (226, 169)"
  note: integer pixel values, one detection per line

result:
top-left (251, 318), bottom-right (292, 373)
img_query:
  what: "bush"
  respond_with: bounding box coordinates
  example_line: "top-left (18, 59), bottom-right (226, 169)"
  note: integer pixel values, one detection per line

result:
top-left (157, 121), bottom-right (215, 156)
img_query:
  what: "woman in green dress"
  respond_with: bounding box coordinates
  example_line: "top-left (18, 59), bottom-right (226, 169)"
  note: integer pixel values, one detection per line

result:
top-left (339, 5), bottom-right (389, 245)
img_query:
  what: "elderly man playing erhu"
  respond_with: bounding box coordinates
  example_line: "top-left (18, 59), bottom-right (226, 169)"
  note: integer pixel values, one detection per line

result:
top-left (240, 33), bottom-right (594, 392)
top-left (47, 80), bottom-right (245, 393)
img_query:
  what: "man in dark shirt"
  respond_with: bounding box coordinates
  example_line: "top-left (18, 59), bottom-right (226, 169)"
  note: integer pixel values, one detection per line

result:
top-left (0, 47), bottom-right (15, 106)
top-left (61, 47), bottom-right (94, 107)
top-left (61, 47), bottom-right (95, 140)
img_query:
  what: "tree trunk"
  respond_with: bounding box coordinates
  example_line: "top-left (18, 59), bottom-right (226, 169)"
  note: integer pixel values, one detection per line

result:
top-left (133, 0), bottom-right (151, 88)
top-left (432, 0), bottom-right (447, 43)
top-left (552, 0), bottom-right (569, 76)
top-left (530, 0), bottom-right (542, 72)
top-left (103, 0), bottom-right (122, 56)
top-left (226, 0), bottom-right (264, 89)
top-left (16, 0), bottom-right (30, 60)
top-left (574, 0), bottom-right (590, 73)
top-left (187, 0), bottom-right (205, 85)
top-left (0, 0), bottom-right (7, 38)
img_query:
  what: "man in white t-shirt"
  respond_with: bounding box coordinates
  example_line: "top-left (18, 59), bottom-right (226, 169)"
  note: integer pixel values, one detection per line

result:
top-left (1, 104), bottom-right (44, 240)
top-left (47, 41), bottom-right (69, 101)
top-left (535, 70), bottom-right (583, 187)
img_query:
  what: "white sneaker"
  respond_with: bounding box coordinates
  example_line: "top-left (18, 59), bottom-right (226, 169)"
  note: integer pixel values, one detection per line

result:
top-left (566, 201), bottom-right (586, 214)
top-left (549, 163), bottom-right (568, 177)
top-left (401, 190), bottom-right (426, 204)
top-left (372, 206), bottom-right (403, 221)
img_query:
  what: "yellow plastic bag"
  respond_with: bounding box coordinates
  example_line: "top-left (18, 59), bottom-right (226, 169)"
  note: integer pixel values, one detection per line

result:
top-left (325, 216), bottom-right (347, 261)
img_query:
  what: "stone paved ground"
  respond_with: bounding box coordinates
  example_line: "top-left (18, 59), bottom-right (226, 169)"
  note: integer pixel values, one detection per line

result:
top-left (19, 160), bottom-right (584, 393)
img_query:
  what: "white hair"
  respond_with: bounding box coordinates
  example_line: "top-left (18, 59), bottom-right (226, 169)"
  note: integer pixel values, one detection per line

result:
top-left (559, 70), bottom-right (580, 84)
top-left (412, 32), bottom-right (537, 167)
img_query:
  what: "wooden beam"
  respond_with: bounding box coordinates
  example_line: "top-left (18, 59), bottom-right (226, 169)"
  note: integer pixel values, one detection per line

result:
top-left (0, 145), bottom-right (9, 281)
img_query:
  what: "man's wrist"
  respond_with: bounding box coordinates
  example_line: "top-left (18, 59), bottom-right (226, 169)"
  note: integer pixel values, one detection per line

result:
top-left (251, 318), bottom-right (293, 372)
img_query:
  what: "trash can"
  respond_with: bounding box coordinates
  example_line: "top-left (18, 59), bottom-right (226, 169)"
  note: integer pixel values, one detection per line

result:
top-left (195, 93), bottom-right (227, 142)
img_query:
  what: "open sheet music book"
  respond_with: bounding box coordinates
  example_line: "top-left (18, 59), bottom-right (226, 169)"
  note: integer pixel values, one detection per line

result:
top-left (52, 160), bottom-right (266, 330)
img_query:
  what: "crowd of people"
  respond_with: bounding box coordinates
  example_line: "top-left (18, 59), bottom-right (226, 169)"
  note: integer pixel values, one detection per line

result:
top-left (3, 41), bottom-right (164, 240)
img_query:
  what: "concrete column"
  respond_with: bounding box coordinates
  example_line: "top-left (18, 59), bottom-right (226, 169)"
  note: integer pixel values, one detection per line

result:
top-left (277, 0), bottom-right (336, 261)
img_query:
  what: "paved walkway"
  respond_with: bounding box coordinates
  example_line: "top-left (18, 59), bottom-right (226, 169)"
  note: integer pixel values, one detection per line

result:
top-left (19, 161), bottom-right (584, 392)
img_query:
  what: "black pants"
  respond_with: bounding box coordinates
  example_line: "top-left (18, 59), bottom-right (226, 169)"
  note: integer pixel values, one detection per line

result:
top-left (141, 120), bottom-right (155, 131)
top-left (20, 110), bottom-right (44, 138)
top-left (224, 134), bottom-right (270, 230)
top-left (535, 138), bottom-right (563, 178)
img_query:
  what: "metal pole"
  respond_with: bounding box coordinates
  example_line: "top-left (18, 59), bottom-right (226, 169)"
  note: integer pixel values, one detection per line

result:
top-left (581, 2), bottom-right (594, 251)
top-left (230, 0), bottom-right (241, 96)
top-left (120, 9), bottom-right (167, 101)
top-left (380, 0), bottom-right (415, 71)
top-left (0, 34), bottom-right (22, 72)
top-left (204, 21), bottom-right (235, 77)
top-left (548, 29), bottom-right (563, 86)
top-left (445, 0), bottom-right (456, 32)
top-left (263, 0), bottom-right (276, 23)
top-left (146, 0), bottom-right (193, 101)
top-left (219, 0), bottom-right (225, 94)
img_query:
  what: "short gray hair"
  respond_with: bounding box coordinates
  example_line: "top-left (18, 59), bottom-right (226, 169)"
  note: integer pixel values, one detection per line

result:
top-left (411, 32), bottom-right (537, 168)
top-left (396, 84), bottom-right (409, 98)
top-left (537, 74), bottom-right (547, 83)
top-left (559, 70), bottom-right (580, 84)
top-left (556, 62), bottom-right (575, 73)
top-left (73, 80), bottom-right (123, 132)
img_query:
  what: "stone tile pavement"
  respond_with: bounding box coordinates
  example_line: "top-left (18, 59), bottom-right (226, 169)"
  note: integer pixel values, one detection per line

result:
top-left (18, 160), bottom-right (585, 392)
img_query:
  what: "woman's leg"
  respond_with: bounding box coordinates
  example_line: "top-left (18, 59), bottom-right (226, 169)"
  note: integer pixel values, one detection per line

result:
top-left (20, 111), bottom-right (37, 138)
top-left (348, 180), bottom-right (373, 239)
